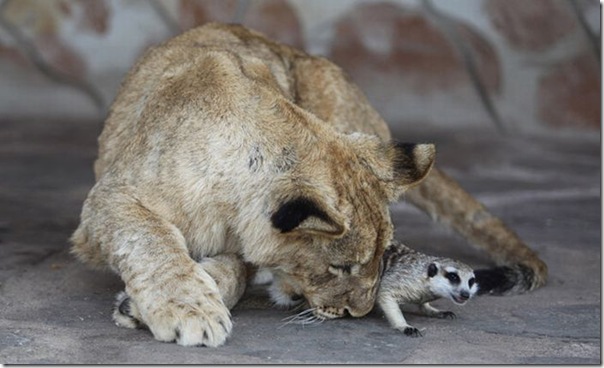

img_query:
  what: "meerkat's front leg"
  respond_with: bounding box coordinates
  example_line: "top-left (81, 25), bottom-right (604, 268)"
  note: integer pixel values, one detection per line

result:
top-left (419, 302), bottom-right (456, 319)
top-left (377, 296), bottom-right (422, 337)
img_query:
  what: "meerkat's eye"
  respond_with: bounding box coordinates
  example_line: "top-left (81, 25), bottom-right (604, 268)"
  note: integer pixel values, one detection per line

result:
top-left (445, 272), bottom-right (461, 284)
top-left (468, 277), bottom-right (476, 288)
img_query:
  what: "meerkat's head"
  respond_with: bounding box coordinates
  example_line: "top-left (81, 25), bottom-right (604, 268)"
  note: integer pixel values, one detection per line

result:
top-left (427, 260), bottom-right (478, 305)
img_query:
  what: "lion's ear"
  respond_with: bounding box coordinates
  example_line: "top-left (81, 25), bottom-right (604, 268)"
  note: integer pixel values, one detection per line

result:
top-left (346, 135), bottom-right (435, 200)
top-left (270, 197), bottom-right (346, 238)
top-left (387, 142), bottom-right (435, 188)
top-left (381, 142), bottom-right (435, 201)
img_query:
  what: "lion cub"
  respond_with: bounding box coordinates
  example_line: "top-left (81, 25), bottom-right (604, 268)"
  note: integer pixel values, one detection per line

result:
top-left (71, 22), bottom-right (546, 347)
top-left (377, 240), bottom-right (477, 336)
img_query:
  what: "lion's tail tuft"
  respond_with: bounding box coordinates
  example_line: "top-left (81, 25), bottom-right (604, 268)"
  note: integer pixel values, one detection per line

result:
top-left (475, 264), bottom-right (545, 296)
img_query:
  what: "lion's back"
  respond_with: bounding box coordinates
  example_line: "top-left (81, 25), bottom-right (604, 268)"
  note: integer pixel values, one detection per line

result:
top-left (94, 23), bottom-right (306, 179)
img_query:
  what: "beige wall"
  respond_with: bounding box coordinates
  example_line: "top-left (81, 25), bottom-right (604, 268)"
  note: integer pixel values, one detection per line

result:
top-left (0, 0), bottom-right (600, 134)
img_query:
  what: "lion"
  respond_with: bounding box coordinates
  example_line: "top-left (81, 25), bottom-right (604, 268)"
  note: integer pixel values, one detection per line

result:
top-left (70, 23), bottom-right (547, 347)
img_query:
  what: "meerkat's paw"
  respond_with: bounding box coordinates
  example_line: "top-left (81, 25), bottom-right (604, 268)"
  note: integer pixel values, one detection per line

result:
top-left (397, 326), bottom-right (423, 337)
top-left (436, 311), bottom-right (457, 319)
top-left (404, 326), bottom-right (423, 337)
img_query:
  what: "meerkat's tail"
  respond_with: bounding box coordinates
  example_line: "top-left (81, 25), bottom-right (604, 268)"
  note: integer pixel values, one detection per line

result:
top-left (405, 167), bottom-right (547, 296)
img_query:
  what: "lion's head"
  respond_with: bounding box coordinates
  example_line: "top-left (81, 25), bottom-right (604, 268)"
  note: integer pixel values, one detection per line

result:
top-left (261, 134), bottom-right (435, 319)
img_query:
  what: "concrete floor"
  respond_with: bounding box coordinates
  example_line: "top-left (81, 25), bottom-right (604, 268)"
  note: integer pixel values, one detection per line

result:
top-left (0, 119), bottom-right (600, 364)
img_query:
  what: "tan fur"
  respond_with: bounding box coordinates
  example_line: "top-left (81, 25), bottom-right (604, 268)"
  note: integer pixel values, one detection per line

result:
top-left (71, 23), bottom-right (546, 347)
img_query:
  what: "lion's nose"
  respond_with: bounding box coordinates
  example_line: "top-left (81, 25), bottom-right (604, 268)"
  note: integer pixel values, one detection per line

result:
top-left (345, 303), bottom-right (373, 318)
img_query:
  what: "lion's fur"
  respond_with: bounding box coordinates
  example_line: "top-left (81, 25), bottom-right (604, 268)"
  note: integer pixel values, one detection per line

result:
top-left (71, 23), bottom-right (547, 347)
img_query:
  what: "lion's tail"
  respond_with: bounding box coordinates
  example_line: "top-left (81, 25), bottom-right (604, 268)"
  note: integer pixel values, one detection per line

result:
top-left (405, 167), bottom-right (547, 296)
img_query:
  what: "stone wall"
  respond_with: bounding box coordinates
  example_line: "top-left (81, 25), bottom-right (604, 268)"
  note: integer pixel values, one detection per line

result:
top-left (0, 0), bottom-right (600, 134)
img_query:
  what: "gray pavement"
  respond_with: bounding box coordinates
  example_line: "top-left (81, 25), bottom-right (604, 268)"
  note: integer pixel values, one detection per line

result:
top-left (0, 119), bottom-right (600, 364)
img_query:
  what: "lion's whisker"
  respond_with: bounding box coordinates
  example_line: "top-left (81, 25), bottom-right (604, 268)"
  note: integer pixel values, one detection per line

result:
top-left (281, 307), bottom-right (328, 328)
top-left (281, 310), bottom-right (310, 322)
top-left (278, 307), bottom-right (321, 328)
top-left (290, 301), bottom-right (307, 312)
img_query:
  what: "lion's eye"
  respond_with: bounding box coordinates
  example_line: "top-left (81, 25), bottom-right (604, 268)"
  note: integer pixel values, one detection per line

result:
top-left (329, 264), bottom-right (351, 275)
top-left (328, 264), bottom-right (359, 276)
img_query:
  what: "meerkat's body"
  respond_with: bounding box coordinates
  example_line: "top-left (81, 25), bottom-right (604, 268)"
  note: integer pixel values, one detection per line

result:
top-left (378, 240), bottom-right (478, 336)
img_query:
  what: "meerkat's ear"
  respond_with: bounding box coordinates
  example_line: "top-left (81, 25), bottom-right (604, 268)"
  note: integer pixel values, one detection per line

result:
top-left (428, 263), bottom-right (438, 278)
top-left (270, 197), bottom-right (347, 238)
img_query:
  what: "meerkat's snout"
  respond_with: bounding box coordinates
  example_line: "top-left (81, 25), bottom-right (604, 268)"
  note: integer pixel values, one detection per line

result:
top-left (451, 274), bottom-right (477, 304)
top-left (451, 289), bottom-right (472, 304)
top-left (459, 290), bottom-right (471, 300)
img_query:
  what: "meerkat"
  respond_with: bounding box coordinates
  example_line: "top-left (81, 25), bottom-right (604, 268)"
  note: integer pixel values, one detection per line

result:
top-left (377, 240), bottom-right (478, 337)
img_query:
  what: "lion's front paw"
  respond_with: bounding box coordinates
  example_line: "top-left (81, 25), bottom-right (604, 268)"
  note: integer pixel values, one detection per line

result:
top-left (129, 265), bottom-right (235, 347)
top-left (143, 288), bottom-right (232, 347)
